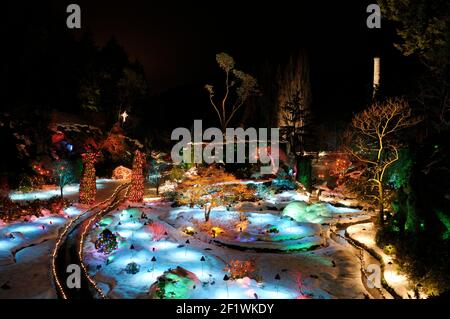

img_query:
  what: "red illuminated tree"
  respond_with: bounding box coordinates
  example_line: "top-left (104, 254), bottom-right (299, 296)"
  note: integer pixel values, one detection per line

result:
top-left (79, 152), bottom-right (98, 204)
top-left (100, 122), bottom-right (127, 162)
top-left (128, 149), bottom-right (146, 202)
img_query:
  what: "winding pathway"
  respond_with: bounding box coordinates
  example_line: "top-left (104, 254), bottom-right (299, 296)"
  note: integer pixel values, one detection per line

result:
top-left (52, 182), bottom-right (129, 299)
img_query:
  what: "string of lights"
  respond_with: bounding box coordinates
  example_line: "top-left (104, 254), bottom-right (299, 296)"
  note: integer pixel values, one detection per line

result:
top-left (51, 182), bottom-right (129, 299)
top-left (330, 228), bottom-right (391, 299)
top-left (128, 150), bottom-right (146, 202)
top-left (77, 184), bottom-right (130, 299)
top-left (79, 153), bottom-right (98, 205)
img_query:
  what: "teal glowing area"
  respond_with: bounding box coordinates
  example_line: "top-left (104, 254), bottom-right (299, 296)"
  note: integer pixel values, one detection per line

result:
top-left (282, 201), bottom-right (361, 224)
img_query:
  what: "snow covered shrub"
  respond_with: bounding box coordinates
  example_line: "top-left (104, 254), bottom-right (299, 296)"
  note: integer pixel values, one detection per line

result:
top-left (160, 179), bottom-right (179, 201)
top-left (168, 165), bottom-right (186, 182)
top-left (247, 182), bottom-right (273, 200)
top-left (282, 201), bottom-right (332, 223)
top-left (125, 262), bottom-right (140, 274)
top-left (0, 196), bottom-right (71, 222)
top-left (49, 196), bottom-right (71, 214)
top-left (147, 221), bottom-right (167, 241)
top-left (224, 259), bottom-right (258, 280)
top-left (184, 167), bottom-right (198, 178)
top-left (150, 267), bottom-right (199, 299)
top-left (271, 169), bottom-right (297, 192)
top-left (17, 174), bottom-right (47, 193)
top-left (95, 228), bottom-right (118, 254)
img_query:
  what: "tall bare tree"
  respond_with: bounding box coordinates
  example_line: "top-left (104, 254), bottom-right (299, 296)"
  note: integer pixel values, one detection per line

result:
top-left (205, 53), bottom-right (259, 132)
top-left (345, 98), bottom-right (420, 224)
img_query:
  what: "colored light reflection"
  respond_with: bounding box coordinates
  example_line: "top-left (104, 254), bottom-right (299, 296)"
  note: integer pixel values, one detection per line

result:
top-left (10, 180), bottom-right (111, 201)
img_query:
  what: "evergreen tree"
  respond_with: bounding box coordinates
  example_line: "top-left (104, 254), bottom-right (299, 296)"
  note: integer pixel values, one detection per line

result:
top-left (129, 149), bottom-right (146, 202)
top-left (79, 152), bottom-right (97, 204)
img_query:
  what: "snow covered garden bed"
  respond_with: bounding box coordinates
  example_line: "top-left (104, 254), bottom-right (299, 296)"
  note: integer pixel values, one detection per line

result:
top-left (167, 207), bottom-right (325, 252)
top-left (82, 185), bottom-right (370, 299)
top-left (82, 205), bottom-right (311, 299)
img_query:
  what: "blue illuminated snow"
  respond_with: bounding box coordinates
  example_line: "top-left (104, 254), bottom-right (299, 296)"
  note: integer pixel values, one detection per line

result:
top-left (83, 207), bottom-right (305, 299)
top-left (9, 179), bottom-right (113, 201)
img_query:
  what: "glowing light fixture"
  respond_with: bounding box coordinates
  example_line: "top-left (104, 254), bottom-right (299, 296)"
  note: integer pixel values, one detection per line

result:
top-left (120, 111), bottom-right (129, 123)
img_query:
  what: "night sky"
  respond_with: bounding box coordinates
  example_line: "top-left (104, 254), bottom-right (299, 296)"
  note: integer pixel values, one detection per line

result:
top-left (71, 0), bottom-right (415, 116)
top-left (67, 1), bottom-right (384, 91)
top-left (7, 0), bottom-right (419, 122)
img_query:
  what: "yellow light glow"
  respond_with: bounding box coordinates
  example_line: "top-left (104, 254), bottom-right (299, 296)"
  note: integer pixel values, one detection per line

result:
top-left (384, 270), bottom-right (407, 285)
top-left (211, 226), bottom-right (224, 238)
top-left (184, 226), bottom-right (195, 235)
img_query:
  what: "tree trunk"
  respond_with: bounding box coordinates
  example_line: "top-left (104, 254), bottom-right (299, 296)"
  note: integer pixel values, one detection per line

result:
top-left (60, 186), bottom-right (64, 199)
top-left (378, 184), bottom-right (384, 225)
top-left (204, 205), bottom-right (211, 222)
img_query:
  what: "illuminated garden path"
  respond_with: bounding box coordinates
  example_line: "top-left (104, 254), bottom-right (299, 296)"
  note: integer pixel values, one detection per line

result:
top-left (53, 182), bottom-right (130, 299)
top-left (0, 179), bottom-right (124, 298)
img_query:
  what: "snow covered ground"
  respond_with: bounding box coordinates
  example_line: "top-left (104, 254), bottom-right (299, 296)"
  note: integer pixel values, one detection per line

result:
top-left (1, 179), bottom-right (389, 299)
top-left (0, 205), bottom-right (84, 298)
top-left (83, 192), bottom-right (371, 299)
top-left (8, 179), bottom-right (116, 202)
top-left (168, 207), bottom-right (323, 249)
top-left (0, 179), bottom-right (122, 298)
top-left (346, 223), bottom-right (420, 299)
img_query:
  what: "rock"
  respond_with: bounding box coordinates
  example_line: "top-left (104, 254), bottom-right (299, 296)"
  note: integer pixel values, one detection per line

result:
top-left (149, 266), bottom-right (200, 299)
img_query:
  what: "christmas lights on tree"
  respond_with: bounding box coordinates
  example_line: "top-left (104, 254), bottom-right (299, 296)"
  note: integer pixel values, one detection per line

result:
top-left (128, 149), bottom-right (146, 202)
top-left (95, 228), bottom-right (118, 254)
top-left (79, 152), bottom-right (98, 204)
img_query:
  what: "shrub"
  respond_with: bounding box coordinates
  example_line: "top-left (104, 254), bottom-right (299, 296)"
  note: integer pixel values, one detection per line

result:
top-left (174, 165), bottom-right (257, 222)
top-left (271, 169), bottom-right (297, 192)
top-left (168, 165), bottom-right (186, 182)
top-left (224, 259), bottom-right (258, 280)
top-left (95, 228), bottom-right (118, 254)
top-left (147, 221), bottom-right (167, 241)
top-left (0, 196), bottom-right (71, 222)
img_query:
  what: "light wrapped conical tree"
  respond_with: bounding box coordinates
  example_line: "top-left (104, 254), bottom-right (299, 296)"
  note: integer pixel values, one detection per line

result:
top-left (79, 152), bottom-right (97, 204)
top-left (128, 149), bottom-right (146, 202)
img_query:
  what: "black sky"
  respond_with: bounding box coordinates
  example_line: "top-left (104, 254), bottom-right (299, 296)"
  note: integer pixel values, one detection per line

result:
top-left (55, 0), bottom-right (398, 93)
top-left (7, 0), bottom-right (418, 123)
